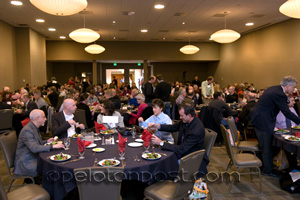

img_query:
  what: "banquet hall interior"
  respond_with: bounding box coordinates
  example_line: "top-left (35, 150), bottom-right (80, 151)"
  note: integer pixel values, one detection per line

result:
top-left (1, 0), bottom-right (300, 199)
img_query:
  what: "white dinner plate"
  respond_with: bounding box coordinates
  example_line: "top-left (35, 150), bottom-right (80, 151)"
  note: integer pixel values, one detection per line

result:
top-left (50, 154), bottom-right (71, 162)
top-left (98, 159), bottom-right (120, 167)
top-left (142, 153), bottom-right (161, 160)
top-left (128, 142), bottom-right (143, 147)
top-left (94, 137), bottom-right (101, 141)
top-left (135, 139), bottom-right (144, 143)
top-left (284, 136), bottom-right (300, 142)
top-left (86, 143), bottom-right (97, 148)
top-left (92, 147), bottom-right (105, 153)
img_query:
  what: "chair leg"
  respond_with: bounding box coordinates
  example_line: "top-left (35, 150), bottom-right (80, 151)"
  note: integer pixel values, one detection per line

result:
top-left (226, 160), bottom-right (233, 171)
top-left (7, 179), bottom-right (15, 192)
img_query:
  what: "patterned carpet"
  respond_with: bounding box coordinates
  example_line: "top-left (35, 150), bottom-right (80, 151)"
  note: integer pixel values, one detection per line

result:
top-left (206, 146), bottom-right (300, 200)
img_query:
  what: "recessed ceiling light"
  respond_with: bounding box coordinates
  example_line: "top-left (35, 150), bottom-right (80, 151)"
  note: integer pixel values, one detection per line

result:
top-left (141, 29), bottom-right (148, 33)
top-left (113, 21), bottom-right (116, 24)
top-left (162, 37), bottom-right (166, 40)
top-left (245, 22), bottom-right (254, 26)
top-left (36, 19), bottom-right (45, 23)
top-left (59, 36), bottom-right (66, 39)
top-left (48, 28), bottom-right (56, 31)
top-left (182, 22), bottom-right (185, 25)
top-left (11, 1), bottom-right (23, 6)
top-left (154, 4), bottom-right (165, 9)
top-left (113, 37), bottom-right (116, 40)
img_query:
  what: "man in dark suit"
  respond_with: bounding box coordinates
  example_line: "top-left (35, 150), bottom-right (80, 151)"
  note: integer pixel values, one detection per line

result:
top-left (13, 94), bottom-right (38, 136)
top-left (143, 75), bottom-right (156, 105)
top-left (14, 109), bottom-right (64, 177)
top-left (251, 76), bottom-right (300, 177)
top-left (52, 99), bottom-right (85, 139)
top-left (225, 86), bottom-right (239, 103)
top-left (151, 99), bottom-right (208, 176)
top-left (155, 74), bottom-right (171, 117)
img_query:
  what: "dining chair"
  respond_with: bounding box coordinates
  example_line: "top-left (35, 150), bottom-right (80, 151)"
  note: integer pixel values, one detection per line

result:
top-left (204, 128), bottom-right (217, 158)
top-left (0, 131), bottom-right (34, 192)
top-left (227, 116), bottom-right (259, 154)
top-left (220, 124), bottom-right (262, 193)
top-left (0, 109), bottom-right (13, 134)
top-left (75, 109), bottom-right (88, 129)
top-left (74, 167), bottom-right (124, 200)
top-left (143, 149), bottom-right (205, 200)
top-left (0, 177), bottom-right (49, 200)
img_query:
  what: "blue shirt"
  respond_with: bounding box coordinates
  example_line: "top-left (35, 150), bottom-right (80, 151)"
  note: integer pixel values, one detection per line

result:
top-left (139, 112), bottom-right (174, 143)
top-left (128, 97), bottom-right (139, 107)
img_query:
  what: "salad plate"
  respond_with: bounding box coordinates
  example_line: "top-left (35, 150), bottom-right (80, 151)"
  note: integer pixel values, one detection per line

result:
top-left (50, 153), bottom-right (71, 162)
top-left (98, 159), bottom-right (120, 166)
top-left (142, 152), bottom-right (161, 160)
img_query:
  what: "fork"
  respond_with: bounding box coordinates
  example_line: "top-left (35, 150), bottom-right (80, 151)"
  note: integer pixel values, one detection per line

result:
top-left (93, 158), bottom-right (98, 167)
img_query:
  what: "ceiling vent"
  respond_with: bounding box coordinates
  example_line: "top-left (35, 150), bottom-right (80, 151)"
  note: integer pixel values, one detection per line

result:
top-left (174, 13), bottom-right (186, 17)
top-left (122, 11), bottom-right (135, 16)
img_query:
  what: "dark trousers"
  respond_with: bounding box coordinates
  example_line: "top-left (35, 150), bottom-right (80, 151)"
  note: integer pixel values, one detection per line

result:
top-left (255, 128), bottom-right (280, 173)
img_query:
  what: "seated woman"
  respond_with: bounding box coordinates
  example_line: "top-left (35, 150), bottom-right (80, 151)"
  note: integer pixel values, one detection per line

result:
top-left (97, 100), bottom-right (124, 129)
top-left (76, 93), bottom-right (97, 129)
top-left (138, 98), bottom-right (174, 143)
top-left (127, 94), bottom-right (148, 125)
top-left (121, 85), bottom-right (131, 97)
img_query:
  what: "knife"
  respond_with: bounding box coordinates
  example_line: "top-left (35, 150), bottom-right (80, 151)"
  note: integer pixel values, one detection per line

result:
top-left (59, 158), bottom-right (81, 165)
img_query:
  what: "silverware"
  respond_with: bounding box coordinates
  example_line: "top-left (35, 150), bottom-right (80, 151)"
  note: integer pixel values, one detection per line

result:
top-left (59, 158), bottom-right (81, 165)
top-left (93, 158), bottom-right (98, 167)
top-left (160, 153), bottom-right (167, 156)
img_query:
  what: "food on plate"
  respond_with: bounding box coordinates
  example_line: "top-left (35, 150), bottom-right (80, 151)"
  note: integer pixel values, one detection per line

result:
top-left (101, 130), bottom-right (114, 134)
top-left (292, 126), bottom-right (300, 129)
top-left (144, 152), bottom-right (160, 159)
top-left (286, 136), bottom-right (300, 141)
top-left (102, 159), bottom-right (117, 166)
top-left (54, 136), bottom-right (58, 141)
top-left (72, 133), bottom-right (82, 138)
top-left (53, 153), bottom-right (68, 160)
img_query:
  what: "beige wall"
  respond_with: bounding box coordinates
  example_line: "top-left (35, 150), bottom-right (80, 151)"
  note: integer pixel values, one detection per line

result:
top-left (46, 41), bottom-right (220, 61)
top-left (214, 19), bottom-right (300, 89)
top-left (0, 21), bottom-right (17, 90)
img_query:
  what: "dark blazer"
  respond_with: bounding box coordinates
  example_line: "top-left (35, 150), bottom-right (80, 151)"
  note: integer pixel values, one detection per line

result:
top-left (143, 82), bottom-right (155, 103)
top-left (22, 100), bottom-right (38, 118)
top-left (155, 81), bottom-right (171, 102)
top-left (225, 93), bottom-right (238, 103)
top-left (251, 85), bottom-right (300, 134)
top-left (76, 102), bottom-right (94, 128)
top-left (14, 122), bottom-right (50, 177)
top-left (52, 111), bottom-right (80, 139)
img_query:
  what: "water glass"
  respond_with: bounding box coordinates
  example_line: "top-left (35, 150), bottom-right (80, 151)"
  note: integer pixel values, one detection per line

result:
top-left (78, 147), bottom-right (85, 159)
top-left (119, 151), bottom-right (125, 160)
top-left (132, 127), bottom-right (136, 138)
top-left (64, 137), bottom-right (71, 150)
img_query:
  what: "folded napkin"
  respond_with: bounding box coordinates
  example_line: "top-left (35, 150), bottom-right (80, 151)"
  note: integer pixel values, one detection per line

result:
top-left (93, 102), bottom-right (99, 106)
top-left (141, 129), bottom-right (152, 147)
top-left (94, 121), bottom-right (107, 133)
top-left (118, 133), bottom-right (127, 153)
top-left (21, 118), bottom-right (31, 127)
top-left (77, 137), bottom-right (92, 152)
top-left (295, 132), bottom-right (300, 137)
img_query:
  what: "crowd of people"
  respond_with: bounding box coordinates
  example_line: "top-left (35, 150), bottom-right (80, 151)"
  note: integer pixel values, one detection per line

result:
top-left (1, 73), bottom-right (300, 187)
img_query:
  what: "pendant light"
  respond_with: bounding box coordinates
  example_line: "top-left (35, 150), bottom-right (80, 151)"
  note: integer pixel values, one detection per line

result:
top-left (179, 33), bottom-right (200, 54)
top-left (211, 16), bottom-right (240, 44)
top-left (280, 0), bottom-right (300, 19)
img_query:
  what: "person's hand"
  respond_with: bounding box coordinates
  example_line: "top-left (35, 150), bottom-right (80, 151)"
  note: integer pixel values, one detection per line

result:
top-left (148, 123), bottom-right (159, 129)
top-left (68, 120), bottom-right (76, 126)
top-left (53, 143), bottom-right (65, 149)
top-left (151, 135), bottom-right (162, 145)
top-left (138, 117), bottom-right (144, 122)
top-left (15, 109), bottom-right (22, 114)
top-left (77, 124), bottom-right (85, 129)
top-left (127, 111), bottom-right (131, 115)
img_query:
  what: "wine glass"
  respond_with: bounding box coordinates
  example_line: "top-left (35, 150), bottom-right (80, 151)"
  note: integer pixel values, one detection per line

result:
top-left (119, 151), bottom-right (125, 160)
top-left (64, 137), bottom-right (71, 150)
top-left (78, 147), bottom-right (85, 159)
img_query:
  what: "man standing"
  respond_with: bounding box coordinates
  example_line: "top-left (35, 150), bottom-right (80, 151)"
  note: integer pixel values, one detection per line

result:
top-left (143, 75), bottom-right (156, 105)
top-left (151, 99), bottom-right (208, 175)
top-left (251, 76), bottom-right (300, 177)
top-left (192, 75), bottom-right (201, 88)
top-left (52, 99), bottom-right (85, 139)
top-left (155, 74), bottom-right (171, 117)
top-left (201, 76), bottom-right (214, 105)
top-left (14, 109), bottom-right (64, 177)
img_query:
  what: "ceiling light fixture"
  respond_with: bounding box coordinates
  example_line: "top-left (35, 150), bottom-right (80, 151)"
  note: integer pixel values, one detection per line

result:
top-left (48, 28), bottom-right (56, 31)
top-left (180, 33), bottom-right (200, 54)
top-left (85, 44), bottom-right (105, 54)
top-left (210, 15), bottom-right (240, 43)
top-left (245, 22), bottom-right (254, 26)
top-left (36, 19), bottom-right (45, 23)
top-left (69, 14), bottom-right (100, 43)
top-left (30, 0), bottom-right (87, 16)
top-left (11, 1), bottom-right (23, 6)
top-left (60, 36), bottom-right (66, 39)
top-left (279, 0), bottom-right (300, 19)
top-left (141, 29), bottom-right (148, 33)
top-left (154, 4), bottom-right (165, 9)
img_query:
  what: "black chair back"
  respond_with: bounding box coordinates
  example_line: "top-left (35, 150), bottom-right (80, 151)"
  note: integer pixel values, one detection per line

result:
top-left (140, 106), bottom-right (153, 121)
top-left (0, 109), bottom-right (13, 132)
top-left (204, 128), bottom-right (217, 157)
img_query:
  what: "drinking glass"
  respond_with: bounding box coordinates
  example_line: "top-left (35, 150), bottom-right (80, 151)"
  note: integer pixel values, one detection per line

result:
top-left (132, 127), bottom-right (136, 138)
top-left (78, 147), bottom-right (85, 159)
top-left (144, 145), bottom-right (150, 153)
top-left (64, 137), bottom-right (71, 150)
top-left (119, 151), bottom-right (125, 160)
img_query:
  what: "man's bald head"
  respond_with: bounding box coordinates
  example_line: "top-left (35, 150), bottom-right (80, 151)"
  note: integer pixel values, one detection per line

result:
top-left (63, 99), bottom-right (77, 115)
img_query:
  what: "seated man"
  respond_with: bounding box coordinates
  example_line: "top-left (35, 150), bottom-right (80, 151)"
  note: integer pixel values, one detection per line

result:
top-left (104, 89), bottom-right (121, 109)
top-left (208, 92), bottom-right (232, 127)
top-left (33, 89), bottom-right (48, 109)
top-left (275, 96), bottom-right (300, 129)
top-left (52, 99), bottom-right (85, 139)
top-left (14, 109), bottom-right (64, 177)
top-left (225, 86), bottom-right (238, 103)
top-left (87, 89), bottom-right (99, 106)
top-left (151, 99), bottom-right (208, 176)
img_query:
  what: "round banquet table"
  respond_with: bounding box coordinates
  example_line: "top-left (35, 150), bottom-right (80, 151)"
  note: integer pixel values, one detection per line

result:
top-left (37, 135), bottom-right (179, 200)
top-left (273, 130), bottom-right (300, 161)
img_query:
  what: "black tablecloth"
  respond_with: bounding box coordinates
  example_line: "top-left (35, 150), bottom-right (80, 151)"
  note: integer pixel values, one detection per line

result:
top-left (37, 135), bottom-right (179, 200)
top-left (273, 133), bottom-right (300, 160)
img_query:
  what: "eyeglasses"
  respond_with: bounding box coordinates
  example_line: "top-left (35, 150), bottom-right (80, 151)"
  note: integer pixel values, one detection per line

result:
top-left (137, 98), bottom-right (142, 100)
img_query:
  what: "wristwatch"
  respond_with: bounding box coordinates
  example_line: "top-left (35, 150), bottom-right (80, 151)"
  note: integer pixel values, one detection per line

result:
top-left (159, 141), bottom-right (164, 146)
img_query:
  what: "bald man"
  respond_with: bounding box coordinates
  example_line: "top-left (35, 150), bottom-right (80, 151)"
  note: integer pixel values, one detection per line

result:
top-left (52, 99), bottom-right (85, 139)
top-left (14, 109), bottom-right (64, 177)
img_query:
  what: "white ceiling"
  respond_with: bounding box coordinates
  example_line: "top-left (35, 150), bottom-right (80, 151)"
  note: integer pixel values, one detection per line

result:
top-left (0, 0), bottom-right (290, 42)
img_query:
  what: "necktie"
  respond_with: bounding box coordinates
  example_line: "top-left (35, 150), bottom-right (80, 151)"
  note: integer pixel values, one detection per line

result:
top-left (286, 118), bottom-right (292, 128)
